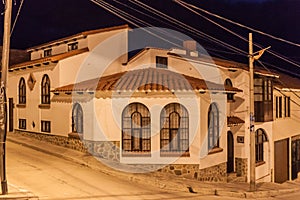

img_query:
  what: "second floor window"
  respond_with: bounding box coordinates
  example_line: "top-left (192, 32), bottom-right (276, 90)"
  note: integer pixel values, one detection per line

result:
top-left (18, 77), bottom-right (26, 104)
top-left (254, 76), bottom-right (273, 122)
top-left (68, 42), bottom-right (78, 51)
top-left (44, 49), bottom-right (52, 57)
top-left (284, 96), bottom-right (291, 117)
top-left (276, 96), bottom-right (282, 118)
top-left (156, 56), bottom-right (168, 69)
top-left (41, 74), bottom-right (50, 104)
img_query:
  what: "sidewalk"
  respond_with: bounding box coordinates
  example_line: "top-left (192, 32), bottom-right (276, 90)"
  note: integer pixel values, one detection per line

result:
top-left (6, 132), bottom-right (300, 199)
top-left (0, 183), bottom-right (38, 199)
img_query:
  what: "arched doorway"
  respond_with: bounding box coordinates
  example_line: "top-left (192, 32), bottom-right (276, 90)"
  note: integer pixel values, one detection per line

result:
top-left (227, 131), bottom-right (234, 173)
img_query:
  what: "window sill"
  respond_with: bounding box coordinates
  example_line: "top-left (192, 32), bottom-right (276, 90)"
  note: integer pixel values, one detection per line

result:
top-left (68, 132), bottom-right (83, 139)
top-left (122, 152), bottom-right (151, 157)
top-left (160, 151), bottom-right (190, 157)
top-left (39, 104), bottom-right (50, 109)
top-left (256, 161), bottom-right (266, 167)
top-left (208, 147), bottom-right (223, 155)
top-left (16, 104), bottom-right (26, 108)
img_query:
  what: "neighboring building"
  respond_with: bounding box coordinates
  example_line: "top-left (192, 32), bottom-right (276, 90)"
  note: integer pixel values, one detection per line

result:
top-left (7, 24), bottom-right (300, 183)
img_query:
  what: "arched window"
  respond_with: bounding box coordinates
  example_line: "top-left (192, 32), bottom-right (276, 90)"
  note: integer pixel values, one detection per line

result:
top-left (72, 103), bottom-right (83, 134)
top-left (160, 103), bottom-right (189, 153)
top-left (122, 103), bottom-right (151, 153)
top-left (41, 74), bottom-right (50, 104)
top-left (255, 129), bottom-right (268, 163)
top-left (18, 77), bottom-right (26, 104)
top-left (225, 78), bottom-right (234, 101)
top-left (208, 103), bottom-right (219, 150)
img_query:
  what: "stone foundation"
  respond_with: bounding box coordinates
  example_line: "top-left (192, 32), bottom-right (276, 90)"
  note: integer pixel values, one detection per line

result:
top-left (84, 140), bottom-right (120, 162)
top-left (235, 157), bottom-right (248, 177)
top-left (159, 164), bottom-right (200, 179)
top-left (14, 130), bottom-right (87, 152)
top-left (197, 162), bottom-right (227, 182)
top-left (13, 130), bottom-right (228, 182)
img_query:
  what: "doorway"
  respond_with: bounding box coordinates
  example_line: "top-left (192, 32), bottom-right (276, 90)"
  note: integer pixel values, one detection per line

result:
top-left (227, 131), bottom-right (234, 173)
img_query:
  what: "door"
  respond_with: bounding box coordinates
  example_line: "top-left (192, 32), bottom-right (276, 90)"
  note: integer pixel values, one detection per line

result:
top-left (275, 139), bottom-right (289, 183)
top-left (227, 131), bottom-right (234, 173)
top-left (292, 139), bottom-right (300, 180)
top-left (8, 98), bottom-right (14, 132)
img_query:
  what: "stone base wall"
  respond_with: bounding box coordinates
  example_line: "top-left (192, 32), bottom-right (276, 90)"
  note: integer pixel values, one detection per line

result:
top-left (236, 157), bottom-right (248, 177)
top-left (13, 130), bottom-right (228, 182)
top-left (159, 164), bottom-right (200, 179)
top-left (84, 140), bottom-right (120, 162)
top-left (197, 162), bottom-right (227, 182)
top-left (14, 130), bottom-right (87, 152)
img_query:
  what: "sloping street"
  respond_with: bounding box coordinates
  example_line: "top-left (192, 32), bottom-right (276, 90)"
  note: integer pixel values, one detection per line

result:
top-left (6, 141), bottom-right (209, 200)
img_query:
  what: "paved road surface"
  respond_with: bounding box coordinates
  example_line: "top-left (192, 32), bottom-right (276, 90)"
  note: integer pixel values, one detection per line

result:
top-left (6, 141), bottom-right (300, 200)
top-left (6, 141), bottom-right (213, 200)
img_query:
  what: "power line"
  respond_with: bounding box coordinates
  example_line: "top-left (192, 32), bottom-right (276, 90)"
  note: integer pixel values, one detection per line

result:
top-left (11, 0), bottom-right (24, 36)
top-left (129, 0), bottom-right (247, 56)
top-left (174, 0), bottom-right (300, 71)
top-left (174, 0), bottom-right (300, 48)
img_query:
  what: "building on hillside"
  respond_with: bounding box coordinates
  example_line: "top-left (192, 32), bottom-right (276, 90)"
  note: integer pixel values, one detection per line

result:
top-left (7, 24), bottom-right (300, 183)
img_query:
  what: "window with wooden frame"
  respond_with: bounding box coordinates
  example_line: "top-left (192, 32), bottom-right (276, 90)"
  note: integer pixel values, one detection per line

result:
top-left (160, 103), bottom-right (189, 155)
top-left (156, 56), bottom-right (168, 69)
top-left (122, 103), bottom-right (151, 154)
top-left (224, 78), bottom-right (234, 101)
top-left (44, 49), bottom-right (52, 57)
top-left (41, 120), bottom-right (51, 133)
top-left (255, 129), bottom-right (268, 163)
top-left (68, 42), bottom-right (78, 51)
top-left (18, 77), bottom-right (26, 104)
top-left (284, 96), bottom-right (291, 117)
top-left (72, 103), bottom-right (83, 134)
top-left (208, 103), bottom-right (220, 150)
top-left (19, 119), bottom-right (26, 130)
top-left (254, 76), bottom-right (273, 122)
top-left (275, 96), bottom-right (283, 118)
top-left (41, 74), bottom-right (50, 104)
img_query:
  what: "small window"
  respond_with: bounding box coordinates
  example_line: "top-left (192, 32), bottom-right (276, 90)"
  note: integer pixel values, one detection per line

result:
top-left (255, 129), bottom-right (268, 163)
top-left (156, 56), bottom-right (168, 69)
top-left (19, 119), bottom-right (26, 130)
top-left (284, 96), bottom-right (291, 117)
top-left (208, 103), bottom-right (220, 150)
top-left (18, 78), bottom-right (26, 104)
top-left (68, 42), bottom-right (78, 51)
top-left (44, 49), bottom-right (52, 57)
top-left (41, 121), bottom-right (51, 133)
top-left (224, 78), bottom-right (234, 101)
top-left (276, 96), bottom-right (282, 118)
top-left (41, 74), bottom-right (50, 104)
top-left (72, 103), bottom-right (83, 134)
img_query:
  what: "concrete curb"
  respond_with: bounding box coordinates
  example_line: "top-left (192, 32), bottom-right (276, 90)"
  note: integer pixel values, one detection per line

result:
top-left (7, 136), bottom-right (300, 198)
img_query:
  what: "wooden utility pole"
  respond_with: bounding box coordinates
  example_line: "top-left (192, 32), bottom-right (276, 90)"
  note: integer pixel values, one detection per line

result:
top-left (0, 0), bottom-right (12, 195)
top-left (249, 33), bottom-right (256, 192)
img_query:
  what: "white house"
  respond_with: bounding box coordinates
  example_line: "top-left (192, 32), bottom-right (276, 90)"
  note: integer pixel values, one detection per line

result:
top-left (7, 24), bottom-right (300, 183)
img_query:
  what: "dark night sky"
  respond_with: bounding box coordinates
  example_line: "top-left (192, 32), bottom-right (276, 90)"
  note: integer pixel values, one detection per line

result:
top-left (1, 0), bottom-right (300, 74)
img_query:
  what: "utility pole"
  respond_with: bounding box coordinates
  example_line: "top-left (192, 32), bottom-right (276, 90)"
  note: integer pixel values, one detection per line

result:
top-left (0, 0), bottom-right (12, 195)
top-left (249, 33), bottom-right (256, 192)
top-left (249, 33), bottom-right (270, 192)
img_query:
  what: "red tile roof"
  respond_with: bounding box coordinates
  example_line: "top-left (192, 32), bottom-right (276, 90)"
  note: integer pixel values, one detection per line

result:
top-left (227, 116), bottom-right (245, 126)
top-left (53, 68), bottom-right (243, 93)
